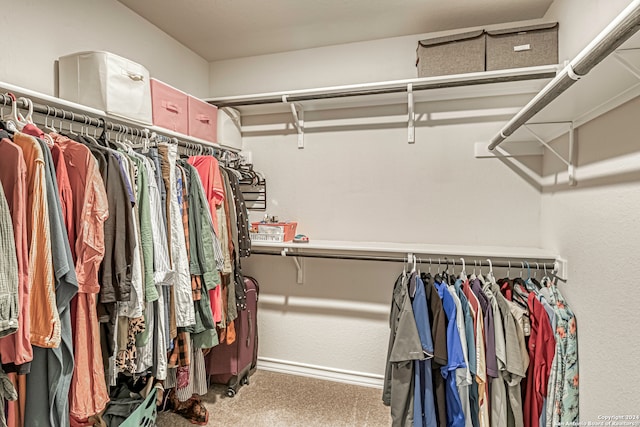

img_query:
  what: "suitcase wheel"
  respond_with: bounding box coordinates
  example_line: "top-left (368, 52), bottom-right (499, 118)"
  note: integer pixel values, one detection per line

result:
top-left (242, 376), bottom-right (249, 386)
top-left (226, 387), bottom-right (236, 398)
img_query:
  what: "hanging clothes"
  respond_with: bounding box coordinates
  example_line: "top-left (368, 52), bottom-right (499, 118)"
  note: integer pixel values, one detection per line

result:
top-left (523, 292), bottom-right (555, 427)
top-left (24, 135), bottom-right (78, 427)
top-left (50, 133), bottom-right (110, 425)
top-left (545, 283), bottom-right (579, 426)
top-left (12, 133), bottom-right (59, 349)
top-left (0, 137), bottom-right (31, 368)
top-left (420, 273), bottom-right (448, 427)
top-left (383, 273), bottom-right (427, 427)
top-left (410, 273), bottom-right (437, 427)
top-left (433, 278), bottom-right (467, 427)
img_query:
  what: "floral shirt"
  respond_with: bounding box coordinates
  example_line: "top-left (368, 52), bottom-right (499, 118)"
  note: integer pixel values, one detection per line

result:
top-left (546, 282), bottom-right (579, 427)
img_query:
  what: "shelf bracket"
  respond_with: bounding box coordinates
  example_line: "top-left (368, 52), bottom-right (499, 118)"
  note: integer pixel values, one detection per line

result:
top-left (612, 48), bottom-right (640, 81)
top-left (523, 121), bottom-right (577, 186)
top-left (282, 95), bottom-right (304, 149)
top-left (280, 247), bottom-right (304, 284)
top-left (407, 83), bottom-right (415, 144)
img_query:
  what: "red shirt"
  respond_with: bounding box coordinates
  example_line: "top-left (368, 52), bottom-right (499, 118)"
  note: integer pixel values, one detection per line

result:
top-left (524, 292), bottom-right (555, 427)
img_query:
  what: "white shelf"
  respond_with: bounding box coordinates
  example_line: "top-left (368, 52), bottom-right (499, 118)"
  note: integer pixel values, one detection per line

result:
top-left (0, 80), bottom-right (239, 152)
top-left (504, 31), bottom-right (640, 144)
top-left (251, 239), bottom-right (558, 260)
top-left (207, 65), bottom-right (559, 116)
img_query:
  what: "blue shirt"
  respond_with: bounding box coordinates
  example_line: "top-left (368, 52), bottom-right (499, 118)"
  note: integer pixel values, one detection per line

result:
top-left (434, 280), bottom-right (467, 427)
top-left (454, 279), bottom-right (477, 377)
top-left (411, 275), bottom-right (437, 427)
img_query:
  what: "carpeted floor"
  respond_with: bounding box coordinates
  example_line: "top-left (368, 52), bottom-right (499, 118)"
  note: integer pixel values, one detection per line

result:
top-left (156, 369), bottom-right (391, 426)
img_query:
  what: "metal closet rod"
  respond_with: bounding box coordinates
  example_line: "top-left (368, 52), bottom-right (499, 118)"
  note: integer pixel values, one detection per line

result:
top-left (488, 0), bottom-right (640, 150)
top-left (250, 249), bottom-right (556, 270)
top-left (0, 93), bottom-right (232, 152)
top-left (210, 72), bottom-right (556, 108)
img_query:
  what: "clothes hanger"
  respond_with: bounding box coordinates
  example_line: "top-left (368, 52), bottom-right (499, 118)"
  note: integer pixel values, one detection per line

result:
top-left (2, 94), bottom-right (21, 132)
top-left (68, 112), bottom-right (79, 136)
top-left (17, 97), bottom-right (34, 125)
top-left (486, 258), bottom-right (494, 282)
top-left (44, 106), bottom-right (58, 133)
top-left (459, 257), bottom-right (467, 280)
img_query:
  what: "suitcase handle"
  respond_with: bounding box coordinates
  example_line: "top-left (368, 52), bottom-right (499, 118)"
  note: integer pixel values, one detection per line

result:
top-left (247, 311), bottom-right (252, 347)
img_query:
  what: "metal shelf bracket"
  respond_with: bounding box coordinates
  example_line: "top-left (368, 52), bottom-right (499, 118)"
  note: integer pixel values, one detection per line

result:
top-left (282, 95), bottom-right (304, 149)
top-left (407, 83), bottom-right (415, 144)
top-left (280, 247), bottom-right (304, 284)
top-left (523, 121), bottom-right (577, 186)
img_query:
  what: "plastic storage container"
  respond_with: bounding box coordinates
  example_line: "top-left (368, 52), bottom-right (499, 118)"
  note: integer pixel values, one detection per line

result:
top-left (58, 51), bottom-right (152, 125)
top-left (150, 79), bottom-right (189, 134)
top-left (251, 222), bottom-right (297, 242)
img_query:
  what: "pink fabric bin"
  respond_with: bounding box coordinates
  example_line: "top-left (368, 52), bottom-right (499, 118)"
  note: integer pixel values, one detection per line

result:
top-left (150, 79), bottom-right (189, 134)
top-left (188, 96), bottom-right (218, 142)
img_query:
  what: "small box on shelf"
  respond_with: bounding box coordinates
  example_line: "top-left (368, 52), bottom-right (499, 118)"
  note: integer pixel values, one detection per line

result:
top-left (250, 221), bottom-right (297, 242)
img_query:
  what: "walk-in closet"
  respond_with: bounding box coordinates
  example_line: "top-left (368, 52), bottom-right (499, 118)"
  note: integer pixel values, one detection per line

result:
top-left (0, 0), bottom-right (638, 426)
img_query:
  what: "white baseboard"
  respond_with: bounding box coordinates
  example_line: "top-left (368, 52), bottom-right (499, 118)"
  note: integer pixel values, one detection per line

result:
top-left (257, 357), bottom-right (384, 389)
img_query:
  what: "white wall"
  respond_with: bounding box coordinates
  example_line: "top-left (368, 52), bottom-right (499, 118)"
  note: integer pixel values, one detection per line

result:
top-left (540, 99), bottom-right (640, 418)
top-left (228, 3), bottom-right (640, 417)
top-left (241, 105), bottom-right (543, 379)
top-left (0, 0), bottom-right (210, 98)
top-left (538, 0), bottom-right (640, 420)
top-left (209, 18), bottom-right (544, 97)
top-left (224, 14), bottom-right (550, 380)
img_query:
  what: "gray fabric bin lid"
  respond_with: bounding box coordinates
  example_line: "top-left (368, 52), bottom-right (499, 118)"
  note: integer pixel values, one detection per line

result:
top-left (418, 29), bottom-right (485, 47)
top-left (486, 22), bottom-right (558, 36)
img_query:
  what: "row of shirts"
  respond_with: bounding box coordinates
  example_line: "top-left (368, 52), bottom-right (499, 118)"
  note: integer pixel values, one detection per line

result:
top-left (0, 124), bottom-right (251, 427)
top-left (383, 270), bottom-right (578, 427)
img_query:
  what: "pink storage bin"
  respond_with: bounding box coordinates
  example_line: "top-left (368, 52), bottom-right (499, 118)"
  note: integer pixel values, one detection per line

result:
top-left (150, 79), bottom-right (189, 134)
top-left (188, 96), bottom-right (218, 142)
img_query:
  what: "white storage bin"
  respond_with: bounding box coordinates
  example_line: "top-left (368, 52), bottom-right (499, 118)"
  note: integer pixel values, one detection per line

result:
top-left (217, 107), bottom-right (242, 149)
top-left (58, 51), bottom-right (153, 125)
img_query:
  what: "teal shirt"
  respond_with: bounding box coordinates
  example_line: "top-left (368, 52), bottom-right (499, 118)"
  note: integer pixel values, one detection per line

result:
top-left (129, 154), bottom-right (159, 303)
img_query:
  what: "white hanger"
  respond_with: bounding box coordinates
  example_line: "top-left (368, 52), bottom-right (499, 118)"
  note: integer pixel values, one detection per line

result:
top-left (486, 258), bottom-right (494, 280)
top-left (2, 94), bottom-right (21, 132)
top-left (17, 97), bottom-right (34, 125)
top-left (459, 257), bottom-right (467, 280)
top-left (44, 107), bottom-right (57, 133)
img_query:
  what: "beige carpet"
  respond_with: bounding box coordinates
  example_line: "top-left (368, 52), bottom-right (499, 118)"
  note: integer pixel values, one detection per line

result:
top-left (156, 369), bottom-right (391, 426)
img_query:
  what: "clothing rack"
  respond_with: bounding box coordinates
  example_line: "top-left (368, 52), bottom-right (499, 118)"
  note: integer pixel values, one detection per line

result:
top-left (252, 249), bottom-right (555, 269)
top-left (251, 248), bottom-right (559, 285)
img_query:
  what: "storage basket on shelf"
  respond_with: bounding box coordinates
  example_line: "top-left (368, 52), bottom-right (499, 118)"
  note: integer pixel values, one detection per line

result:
top-left (188, 96), bottom-right (218, 142)
top-left (250, 221), bottom-right (297, 242)
top-left (486, 22), bottom-right (558, 71)
top-left (58, 51), bottom-right (153, 125)
top-left (416, 30), bottom-right (486, 77)
top-left (150, 78), bottom-right (189, 134)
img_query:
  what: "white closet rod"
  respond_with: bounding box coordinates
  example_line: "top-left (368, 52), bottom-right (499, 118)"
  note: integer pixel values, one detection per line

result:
top-left (252, 249), bottom-right (557, 270)
top-left (488, 0), bottom-right (640, 150)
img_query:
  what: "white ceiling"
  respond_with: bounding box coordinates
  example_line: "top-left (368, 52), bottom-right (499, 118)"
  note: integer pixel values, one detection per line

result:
top-left (118, 0), bottom-right (554, 62)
